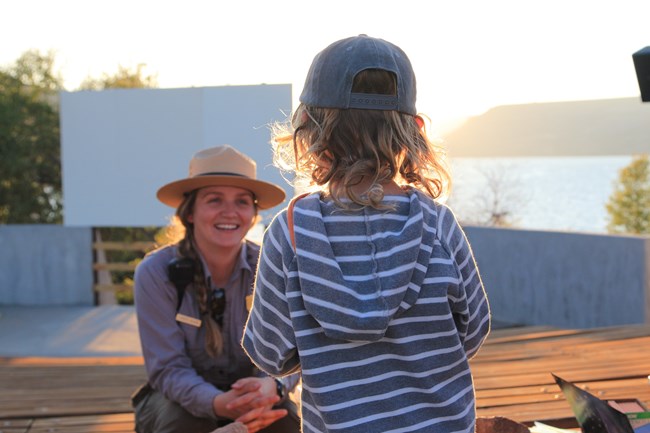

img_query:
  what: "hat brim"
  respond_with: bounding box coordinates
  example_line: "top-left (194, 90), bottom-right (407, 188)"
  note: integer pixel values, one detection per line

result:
top-left (157, 175), bottom-right (286, 210)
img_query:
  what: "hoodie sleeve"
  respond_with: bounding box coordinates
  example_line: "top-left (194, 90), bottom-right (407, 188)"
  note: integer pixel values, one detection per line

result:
top-left (242, 211), bottom-right (301, 377)
top-left (438, 205), bottom-right (491, 359)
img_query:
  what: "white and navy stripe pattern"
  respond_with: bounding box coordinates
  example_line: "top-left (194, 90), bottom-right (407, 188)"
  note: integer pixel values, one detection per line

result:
top-left (243, 188), bottom-right (490, 432)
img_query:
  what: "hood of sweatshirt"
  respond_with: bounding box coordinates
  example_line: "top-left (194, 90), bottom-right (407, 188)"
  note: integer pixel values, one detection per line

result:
top-left (291, 188), bottom-right (440, 343)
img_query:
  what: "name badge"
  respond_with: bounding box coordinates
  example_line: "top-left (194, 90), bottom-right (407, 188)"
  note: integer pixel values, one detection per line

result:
top-left (176, 313), bottom-right (201, 327)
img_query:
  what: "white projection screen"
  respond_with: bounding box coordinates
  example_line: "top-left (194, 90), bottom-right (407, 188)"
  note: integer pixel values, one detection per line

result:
top-left (60, 85), bottom-right (293, 227)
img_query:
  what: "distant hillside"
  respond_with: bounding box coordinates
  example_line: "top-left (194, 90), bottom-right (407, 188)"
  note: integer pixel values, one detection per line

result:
top-left (442, 97), bottom-right (650, 157)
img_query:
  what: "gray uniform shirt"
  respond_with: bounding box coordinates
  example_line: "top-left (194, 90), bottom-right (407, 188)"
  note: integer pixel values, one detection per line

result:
top-left (135, 240), bottom-right (292, 419)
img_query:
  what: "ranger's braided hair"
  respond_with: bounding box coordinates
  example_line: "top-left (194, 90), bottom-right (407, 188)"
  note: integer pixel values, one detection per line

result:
top-left (175, 190), bottom-right (224, 357)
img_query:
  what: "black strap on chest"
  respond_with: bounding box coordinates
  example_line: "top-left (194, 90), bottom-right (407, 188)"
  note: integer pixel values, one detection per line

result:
top-left (167, 257), bottom-right (195, 312)
top-left (167, 241), bottom-right (260, 313)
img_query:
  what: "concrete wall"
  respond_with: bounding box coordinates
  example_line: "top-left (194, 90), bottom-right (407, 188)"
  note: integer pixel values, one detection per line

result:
top-left (1, 224), bottom-right (649, 328)
top-left (465, 226), bottom-right (650, 328)
top-left (0, 225), bottom-right (93, 306)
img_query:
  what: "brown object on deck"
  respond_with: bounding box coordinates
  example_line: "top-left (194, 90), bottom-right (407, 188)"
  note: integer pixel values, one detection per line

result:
top-left (476, 416), bottom-right (530, 433)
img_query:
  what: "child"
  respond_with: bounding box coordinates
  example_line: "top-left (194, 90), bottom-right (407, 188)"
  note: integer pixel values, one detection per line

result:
top-left (243, 35), bottom-right (491, 433)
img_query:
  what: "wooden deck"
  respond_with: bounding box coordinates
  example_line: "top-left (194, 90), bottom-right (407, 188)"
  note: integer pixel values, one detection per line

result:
top-left (472, 324), bottom-right (650, 426)
top-left (2, 324), bottom-right (649, 432)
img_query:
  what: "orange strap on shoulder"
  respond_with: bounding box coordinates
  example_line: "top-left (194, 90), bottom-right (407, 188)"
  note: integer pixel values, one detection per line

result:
top-left (287, 193), bottom-right (309, 251)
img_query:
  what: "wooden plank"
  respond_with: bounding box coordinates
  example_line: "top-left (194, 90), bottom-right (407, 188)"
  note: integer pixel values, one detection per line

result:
top-left (93, 284), bottom-right (133, 293)
top-left (92, 241), bottom-right (155, 251)
top-left (93, 263), bottom-right (137, 272)
top-left (476, 377), bottom-right (649, 399)
top-left (0, 418), bottom-right (31, 433)
top-left (0, 357), bottom-right (144, 366)
top-left (0, 362), bottom-right (146, 419)
top-left (483, 327), bottom-right (581, 344)
top-left (29, 413), bottom-right (134, 433)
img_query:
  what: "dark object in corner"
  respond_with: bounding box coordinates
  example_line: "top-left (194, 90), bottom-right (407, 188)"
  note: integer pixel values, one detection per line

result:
top-left (553, 373), bottom-right (634, 433)
top-left (633, 46), bottom-right (650, 102)
top-left (476, 416), bottom-right (529, 433)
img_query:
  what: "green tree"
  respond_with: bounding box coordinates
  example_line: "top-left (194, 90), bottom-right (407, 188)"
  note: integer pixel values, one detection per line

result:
top-left (79, 64), bottom-right (158, 90)
top-left (0, 50), bottom-right (63, 223)
top-left (606, 154), bottom-right (650, 234)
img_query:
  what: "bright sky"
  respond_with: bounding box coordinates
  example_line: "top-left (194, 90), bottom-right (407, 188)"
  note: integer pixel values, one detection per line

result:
top-left (3, 0), bottom-right (648, 132)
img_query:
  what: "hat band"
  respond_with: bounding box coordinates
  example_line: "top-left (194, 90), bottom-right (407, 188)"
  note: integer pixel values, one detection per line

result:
top-left (348, 93), bottom-right (398, 110)
top-left (196, 172), bottom-right (249, 178)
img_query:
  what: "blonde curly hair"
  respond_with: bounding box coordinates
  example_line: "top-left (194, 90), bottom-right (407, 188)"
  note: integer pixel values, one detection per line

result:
top-left (272, 69), bottom-right (450, 210)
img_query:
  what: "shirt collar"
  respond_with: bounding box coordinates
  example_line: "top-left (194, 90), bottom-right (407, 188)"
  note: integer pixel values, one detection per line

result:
top-left (197, 242), bottom-right (253, 288)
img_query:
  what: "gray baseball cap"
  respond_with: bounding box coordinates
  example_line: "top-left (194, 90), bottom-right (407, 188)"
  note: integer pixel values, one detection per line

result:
top-left (299, 35), bottom-right (417, 115)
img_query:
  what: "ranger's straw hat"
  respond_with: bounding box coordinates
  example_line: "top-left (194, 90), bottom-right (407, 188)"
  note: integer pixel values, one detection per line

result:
top-left (157, 145), bottom-right (286, 209)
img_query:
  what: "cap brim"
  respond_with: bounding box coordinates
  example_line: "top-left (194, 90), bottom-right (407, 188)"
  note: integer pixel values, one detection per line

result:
top-left (157, 175), bottom-right (286, 210)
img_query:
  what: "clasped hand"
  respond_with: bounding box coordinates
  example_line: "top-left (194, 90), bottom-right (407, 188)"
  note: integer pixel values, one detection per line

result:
top-left (213, 377), bottom-right (287, 433)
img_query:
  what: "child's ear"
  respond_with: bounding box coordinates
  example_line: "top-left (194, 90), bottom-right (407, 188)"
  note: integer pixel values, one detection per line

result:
top-left (301, 110), bottom-right (309, 124)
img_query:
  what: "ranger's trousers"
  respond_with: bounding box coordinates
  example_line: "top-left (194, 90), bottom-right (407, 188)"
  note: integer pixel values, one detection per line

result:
top-left (134, 388), bottom-right (300, 433)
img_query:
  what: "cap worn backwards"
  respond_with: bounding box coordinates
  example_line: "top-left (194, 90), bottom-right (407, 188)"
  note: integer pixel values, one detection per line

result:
top-left (299, 34), bottom-right (417, 115)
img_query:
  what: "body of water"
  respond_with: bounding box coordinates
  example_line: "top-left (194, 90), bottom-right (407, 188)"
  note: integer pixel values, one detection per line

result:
top-left (447, 156), bottom-right (635, 234)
